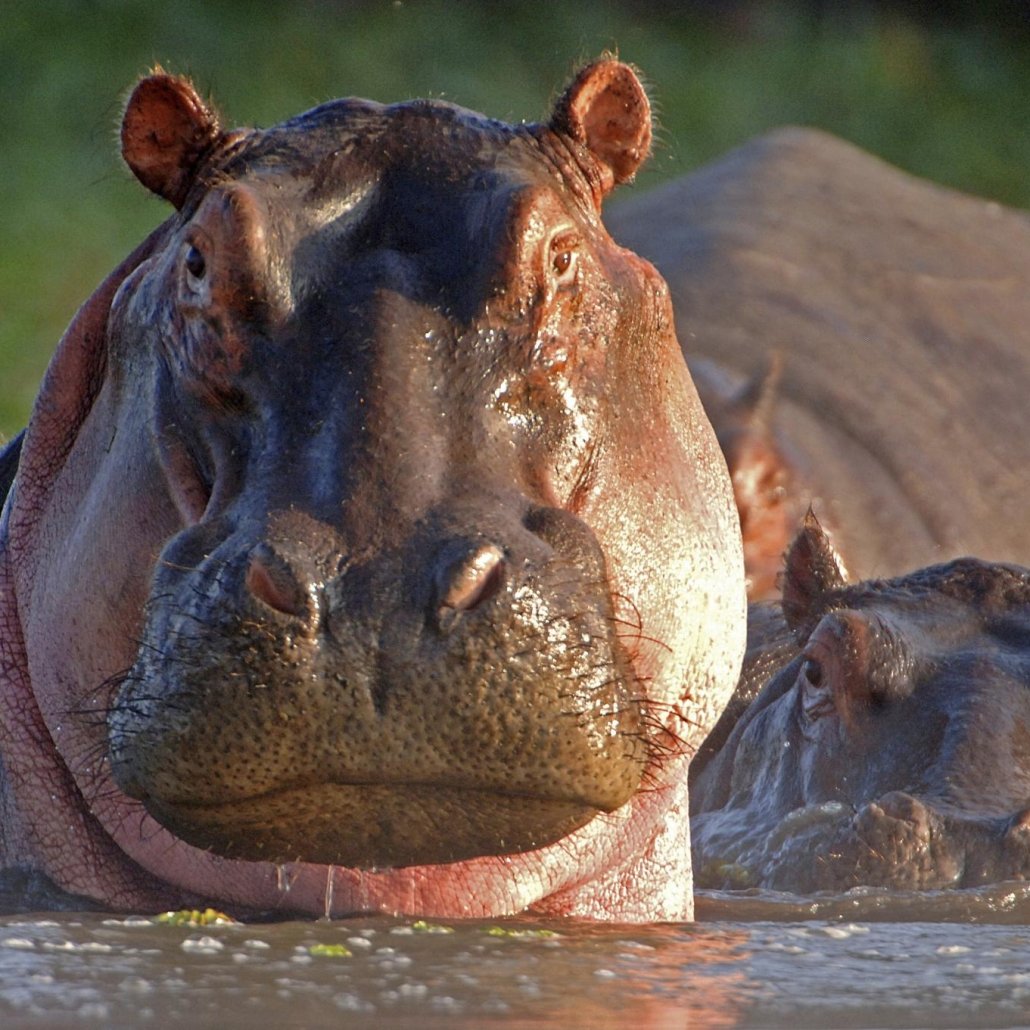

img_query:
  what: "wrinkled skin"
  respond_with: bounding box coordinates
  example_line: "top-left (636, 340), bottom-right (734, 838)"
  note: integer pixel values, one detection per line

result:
top-left (609, 131), bottom-right (1030, 598)
top-left (691, 518), bottom-right (1030, 893)
top-left (0, 62), bottom-right (744, 920)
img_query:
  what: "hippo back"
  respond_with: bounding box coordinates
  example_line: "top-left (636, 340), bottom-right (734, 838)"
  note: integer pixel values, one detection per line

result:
top-left (610, 129), bottom-right (1030, 580)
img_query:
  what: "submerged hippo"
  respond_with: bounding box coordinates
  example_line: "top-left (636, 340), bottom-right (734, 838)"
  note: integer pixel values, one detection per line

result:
top-left (0, 62), bottom-right (745, 920)
top-left (690, 516), bottom-right (1030, 892)
top-left (609, 134), bottom-right (1030, 598)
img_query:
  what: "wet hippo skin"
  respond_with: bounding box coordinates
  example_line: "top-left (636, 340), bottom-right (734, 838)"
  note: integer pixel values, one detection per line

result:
top-left (691, 516), bottom-right (1030, 892)
top-left (609, 134), bottom-right (1030, 598)
top-left (0, 62), bottom-right (745, 920)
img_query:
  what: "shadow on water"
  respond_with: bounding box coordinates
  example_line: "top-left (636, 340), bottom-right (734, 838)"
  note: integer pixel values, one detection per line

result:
top-left (2, 882), bottom-right (1030, 1027)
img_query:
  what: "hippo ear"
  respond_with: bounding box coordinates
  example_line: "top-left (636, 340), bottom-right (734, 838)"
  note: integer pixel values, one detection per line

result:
top-left (781, 510), bottom-right (850, 643)
top-left (550, 59), bottom-right (652, 197)
top-left (727, 352), bottom-right (783, 432)
top-left (122, 72), bottom-right (224, 209)
top-left (716, 355), bottom-right (793, 601)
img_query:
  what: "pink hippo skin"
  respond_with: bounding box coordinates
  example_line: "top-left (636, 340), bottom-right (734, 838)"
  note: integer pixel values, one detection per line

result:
top-left (0, 61), bottom-right (745, 920)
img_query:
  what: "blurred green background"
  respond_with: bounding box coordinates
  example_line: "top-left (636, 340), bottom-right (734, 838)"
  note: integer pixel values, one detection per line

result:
top-left (3, 0), bottom-right (1029, 439)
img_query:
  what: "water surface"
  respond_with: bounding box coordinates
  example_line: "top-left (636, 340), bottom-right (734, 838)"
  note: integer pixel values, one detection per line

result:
top-left (3, 885), bottom-right (1030, 1028)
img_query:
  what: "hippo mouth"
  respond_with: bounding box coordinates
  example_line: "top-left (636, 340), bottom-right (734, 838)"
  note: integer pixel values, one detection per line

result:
top-left (134, 781), bottom-right (607, 868)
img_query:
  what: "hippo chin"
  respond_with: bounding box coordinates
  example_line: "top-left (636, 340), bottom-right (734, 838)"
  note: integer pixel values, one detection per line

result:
top-left (691, 516), bottom-right (1030, 893)
top-left (0, 62), bottom-right (744, 920)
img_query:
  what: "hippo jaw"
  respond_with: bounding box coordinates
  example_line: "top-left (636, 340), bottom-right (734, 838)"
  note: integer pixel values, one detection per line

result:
top-left (127, 788), bottom-right (606, 870)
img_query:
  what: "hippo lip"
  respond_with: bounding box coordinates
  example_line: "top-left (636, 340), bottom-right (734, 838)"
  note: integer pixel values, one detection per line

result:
top-left (135, 780), bottom-right (607, 867)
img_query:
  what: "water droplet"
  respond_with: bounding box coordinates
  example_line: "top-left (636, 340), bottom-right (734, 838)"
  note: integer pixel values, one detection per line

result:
top-left (323, 864), bottom-right (336, 920)
top-left (275, 864), bottom-right (291, 894)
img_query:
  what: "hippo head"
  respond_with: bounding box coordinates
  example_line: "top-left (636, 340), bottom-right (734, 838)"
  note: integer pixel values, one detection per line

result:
top-left (691, 515), bottom-right (1030, 892)
top-left (0, 62), bottom-right (744, 919)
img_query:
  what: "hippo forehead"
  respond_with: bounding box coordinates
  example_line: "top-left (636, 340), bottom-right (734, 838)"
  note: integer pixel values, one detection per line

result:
top-left (821, 558), bottom-right (1030, 648)
top-left (214, 97), bottom-right (591, 240)
top-left (177, 97), bottom-right (603, 321)
top-left (246, 97), bottom-right (539, 179)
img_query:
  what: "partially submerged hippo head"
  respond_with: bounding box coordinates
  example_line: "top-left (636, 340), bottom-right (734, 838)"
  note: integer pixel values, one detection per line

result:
top-left (691, 516), bottom-right (1030, 893)
top-left (0, 62), bottom-right (744, 920)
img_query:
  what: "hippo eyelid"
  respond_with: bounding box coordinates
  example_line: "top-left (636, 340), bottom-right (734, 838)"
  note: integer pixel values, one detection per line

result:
top-left (796, 645), bottom-right (834, 723)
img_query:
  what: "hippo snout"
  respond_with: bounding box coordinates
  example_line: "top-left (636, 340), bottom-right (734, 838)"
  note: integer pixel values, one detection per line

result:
top-left (248, 534), bottom-right (509, 630)
top-left (108, 503), bottom-right (649, 868)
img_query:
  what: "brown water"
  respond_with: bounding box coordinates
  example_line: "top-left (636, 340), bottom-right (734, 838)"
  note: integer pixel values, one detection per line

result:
top-left (3, 885), bottom-right (1030, 1028)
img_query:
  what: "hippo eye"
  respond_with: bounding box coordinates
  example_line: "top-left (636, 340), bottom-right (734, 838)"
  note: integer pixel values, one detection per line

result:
top-left (184, 244), bottom-right (207, 283)
top-left (549, 232), bottom-right (580, 289)
top-left (798, 651), bottom-right (835, 722)
top-left (800, 656), bottom-right (823, 689)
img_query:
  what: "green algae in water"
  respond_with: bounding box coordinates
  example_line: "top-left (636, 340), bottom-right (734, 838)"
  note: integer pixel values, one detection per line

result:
top-left (410, 920), bottom-right (454, 934)
top-left (486, 926), bottom-right (559, 939)
top-left (153, 909), bottom-right (238, 927)
top-left (307, 942), bottom-right (352, 958)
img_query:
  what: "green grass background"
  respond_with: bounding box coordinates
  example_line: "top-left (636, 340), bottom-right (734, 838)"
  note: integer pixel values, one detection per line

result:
top-left (3, 0), bottom-right (1028, 438)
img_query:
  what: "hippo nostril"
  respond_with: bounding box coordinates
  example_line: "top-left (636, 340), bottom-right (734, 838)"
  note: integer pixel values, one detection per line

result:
top-left (246, 544), bottom-right (310, 618)
top-left (435, 543), bottom-right (506, 627)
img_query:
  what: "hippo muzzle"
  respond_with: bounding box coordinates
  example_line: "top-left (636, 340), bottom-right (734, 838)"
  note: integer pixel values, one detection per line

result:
top-left (110, 493), bottom-right (647, 866)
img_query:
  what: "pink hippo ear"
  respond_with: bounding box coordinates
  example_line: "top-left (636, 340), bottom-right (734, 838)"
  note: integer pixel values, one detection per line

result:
top-left (122, 72), bottom-right (225, 209)
top-left (550, 59), bottom-right (652, 197)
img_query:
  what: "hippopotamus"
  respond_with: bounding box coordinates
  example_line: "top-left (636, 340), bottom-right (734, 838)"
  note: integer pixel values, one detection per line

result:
top-left (608, 132), bottom-right (1030, 598)
top-left (690, 515), bottom-right (1030, 892)
top-left (0, 61), bottom-right (745, 921)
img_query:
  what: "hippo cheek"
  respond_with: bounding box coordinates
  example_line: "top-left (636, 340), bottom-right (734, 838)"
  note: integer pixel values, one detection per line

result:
top-left (107, 509), bottom-right (650, 868)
